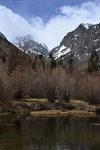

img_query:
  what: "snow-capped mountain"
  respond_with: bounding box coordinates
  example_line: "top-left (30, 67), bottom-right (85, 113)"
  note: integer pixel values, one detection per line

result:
top-left (51, 23), bottom-right (100, 68)
top-left (13, 34), bottom-right (48, 57)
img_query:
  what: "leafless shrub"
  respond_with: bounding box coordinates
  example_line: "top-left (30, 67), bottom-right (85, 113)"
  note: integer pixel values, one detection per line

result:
top-left (0, 79), bottom-right (4, 102)
top-left (76, 74), bottom-right (100, 104)
top-left (41, 67), bottom-right (60, 103)
top-left (28, 76), bottom-right (45, 98)
top-left (57, 69), bottom-right (75, 102)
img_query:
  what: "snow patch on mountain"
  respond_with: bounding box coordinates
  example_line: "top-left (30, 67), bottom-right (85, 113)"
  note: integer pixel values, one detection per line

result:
top-left (59, 45), bottom-right (66, 52)
top-left (94, 39), bottom-right (99, 43)
top-left (13, 34), bottom-right (48, 56)
top-left (81, 23), bottom-right (92, 30)
top-left (96, 48), bottom-right (100, 51)
top-left (51, 23), bottom-right (100, 68)
top-left (53, 45), bottom-right (71, 60)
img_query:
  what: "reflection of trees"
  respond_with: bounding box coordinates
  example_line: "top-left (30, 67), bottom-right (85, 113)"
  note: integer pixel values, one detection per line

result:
top-left (0, 116), bottom-right (100, 150)
top-left (43, 118), bottom-right (56, 141)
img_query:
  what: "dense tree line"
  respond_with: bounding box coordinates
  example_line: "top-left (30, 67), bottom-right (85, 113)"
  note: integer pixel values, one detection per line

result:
top-left (0, 51), bottom-right (100, 105)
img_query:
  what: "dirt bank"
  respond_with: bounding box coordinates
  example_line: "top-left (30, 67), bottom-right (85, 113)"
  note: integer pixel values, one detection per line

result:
top-left (30, 110), bottom-right (95, 117)
top-left (0, 99), bottom-right (98, 117)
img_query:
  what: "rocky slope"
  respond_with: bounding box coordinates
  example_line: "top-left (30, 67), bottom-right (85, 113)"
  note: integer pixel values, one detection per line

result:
top-left (13, 34), bottom-right (48, 58)
top-left (0, 32), bottom-right (7, 40)
top-left (0, 32), bottom-right (32, 78)
top-left (51, 23), bottom-right (100, 69)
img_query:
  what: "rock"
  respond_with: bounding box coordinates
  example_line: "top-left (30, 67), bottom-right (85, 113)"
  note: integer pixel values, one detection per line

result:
top-left (0, 32), bottom-right (7, 40)
top-left (13, 34), bottom-right (49, 58)
top-left (51, 23), bottom-right (100, 70)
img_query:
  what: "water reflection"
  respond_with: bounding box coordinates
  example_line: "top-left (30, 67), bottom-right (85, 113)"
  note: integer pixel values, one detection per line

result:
top-left (0, 115), bottom-right (100, 150)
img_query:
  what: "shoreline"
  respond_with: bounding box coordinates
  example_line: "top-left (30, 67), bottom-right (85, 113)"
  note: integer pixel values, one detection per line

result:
top-left (30, 110), bottom-right (96, 117)
top-left (0, 99), bottom-right (99, 117)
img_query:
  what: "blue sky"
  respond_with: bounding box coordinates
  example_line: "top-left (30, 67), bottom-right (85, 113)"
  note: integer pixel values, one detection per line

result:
top-left (0, 0), bottom-right (94, 22)
top-left (0, 0), bottom-right (99, 49)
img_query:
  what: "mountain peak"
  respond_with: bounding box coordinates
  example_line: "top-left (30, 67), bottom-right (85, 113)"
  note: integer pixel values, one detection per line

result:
top-left (13, 34), bottom-right (48, 57)
top-left (22, 34), bottom-right (33, 42)
top-left (51, 22), bottom-right (100, 69)
top-left (80, 23), bottom-right (92, 30)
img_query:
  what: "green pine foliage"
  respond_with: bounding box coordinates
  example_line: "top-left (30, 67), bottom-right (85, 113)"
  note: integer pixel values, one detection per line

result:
top-left (88, 50), bottom-right (100, 73)
top-left (50, 60), bottom-right (56, 69)
top-left (49, 52), bottom-right (57, 69)
top-left (49, 52), bottom-right (53, 59)
top-left (39, 54), bottom-right (43, 59)
top-left (67, 55), bottom-right (74, 74)
top-left (57, 59), bottom-right (64, 67)
top-left (32, 55), bottom-right (45, 71)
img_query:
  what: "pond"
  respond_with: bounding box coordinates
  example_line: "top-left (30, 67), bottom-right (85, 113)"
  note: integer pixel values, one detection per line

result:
top-left (0, 115), bottom-right (100, 150)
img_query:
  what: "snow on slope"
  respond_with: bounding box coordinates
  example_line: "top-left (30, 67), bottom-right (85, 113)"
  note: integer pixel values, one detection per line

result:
top-left (53, 45), bottom-right (71, 60)
top-left (81, 23), bottom-right (92, 30)
top-left (51, 23), bottom-right (100, 66)
top-left (13, 34), bottom-right (48, 56)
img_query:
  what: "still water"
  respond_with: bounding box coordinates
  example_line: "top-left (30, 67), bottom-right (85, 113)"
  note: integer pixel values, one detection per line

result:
top-left (0, 115), bottom-right (100, 150)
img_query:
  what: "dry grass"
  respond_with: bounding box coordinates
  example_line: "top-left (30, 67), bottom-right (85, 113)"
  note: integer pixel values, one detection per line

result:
top-left (30, 110), bottom-right (64, 116)
top-left (30, 109), bottom-right (95, 117)
top-left (70, 100), bottom-right (96, 112)
top-left (91, 123), bottom-right (100, 126)
top-left (21, 98), bottom-right (48, 103)
top-left (70, 100), bottom-right (88, 104)
top-left (66, 110), bottom-right (95, 117)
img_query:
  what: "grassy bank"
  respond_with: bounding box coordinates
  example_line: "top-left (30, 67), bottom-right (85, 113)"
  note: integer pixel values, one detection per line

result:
top-left (0, 99), bottom-right (98, 117)
top-left (30, 110), bottom-right (95, 117)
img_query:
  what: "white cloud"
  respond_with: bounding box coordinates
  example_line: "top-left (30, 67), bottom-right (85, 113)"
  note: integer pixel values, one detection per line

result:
top-left (0, 6), bottom-right (33, 40)
top-left (0, 1), bottom-right (100, 50)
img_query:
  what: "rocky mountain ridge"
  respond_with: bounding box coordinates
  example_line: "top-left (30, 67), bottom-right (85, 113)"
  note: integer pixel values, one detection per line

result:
top-left (13, 34), bottom-right (49, 58)
top-left (51, 23), bottom-right (100, 69)
top-left (0, 32), bottom-right (7, 40)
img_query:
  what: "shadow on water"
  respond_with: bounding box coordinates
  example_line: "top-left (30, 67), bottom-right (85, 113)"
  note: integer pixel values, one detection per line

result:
top-left (0, 114), bottom-right (100, 150)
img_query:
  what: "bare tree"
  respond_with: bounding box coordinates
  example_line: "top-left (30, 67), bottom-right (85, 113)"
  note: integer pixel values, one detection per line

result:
top-left (41, 68), bottom-right (59, 103)
top-left (57, 70), bottom-right (75, 102)
top-left (76, 74), bottom-right (100, 104)
top-left (0, 79), bottom-right (4, 102)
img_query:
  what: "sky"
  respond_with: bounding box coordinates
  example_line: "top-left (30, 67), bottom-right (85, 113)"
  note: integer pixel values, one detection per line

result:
top-left (0, 0), bottom-right (100, 50)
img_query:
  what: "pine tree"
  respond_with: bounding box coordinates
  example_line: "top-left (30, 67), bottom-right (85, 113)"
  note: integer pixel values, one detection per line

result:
top-left (49, 52), bottom-right (56, 69)
top-left (88, 50), bottom-right (100, 73)
top-left (67, 55), bottom-right (74, 74)
top-left (39, 54), bottom-right (43, 60)
top-left (51, 60), bottom-right (56, 69)
top-left (49, 52), bottom-right (53, 59)
top-left (57, 59), bottom-right (64, 67)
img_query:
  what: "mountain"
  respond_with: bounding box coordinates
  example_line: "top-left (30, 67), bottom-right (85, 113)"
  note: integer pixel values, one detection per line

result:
top-left (0, 32), bottom-right (32, 78)
top-left (0, 32), bottom-right (7, 40)
top-left (13, 34), bottom-right (49, 58)
top-left (51, 23), bottom-right (100, 69)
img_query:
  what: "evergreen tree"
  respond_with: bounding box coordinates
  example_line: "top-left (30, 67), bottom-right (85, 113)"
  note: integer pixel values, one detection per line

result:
top-left (88, 50), bottom-right (100, 72)
top-left (51, 60), bottom-right (56, 69)
top-left (49, 52), bottom-right (56, 69)
top-left (39, 54), bottom-right (43, 60)
top-left (68, 57), bottom-right (73, 65)
top-left (49, 52), bottom-right (53, 59)
top-left (67, 55), bottom-right (74, 74)
top-left (32, 59), bottom-right (37, 70)
top-left (57, 59), bottom-right (64, 67)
